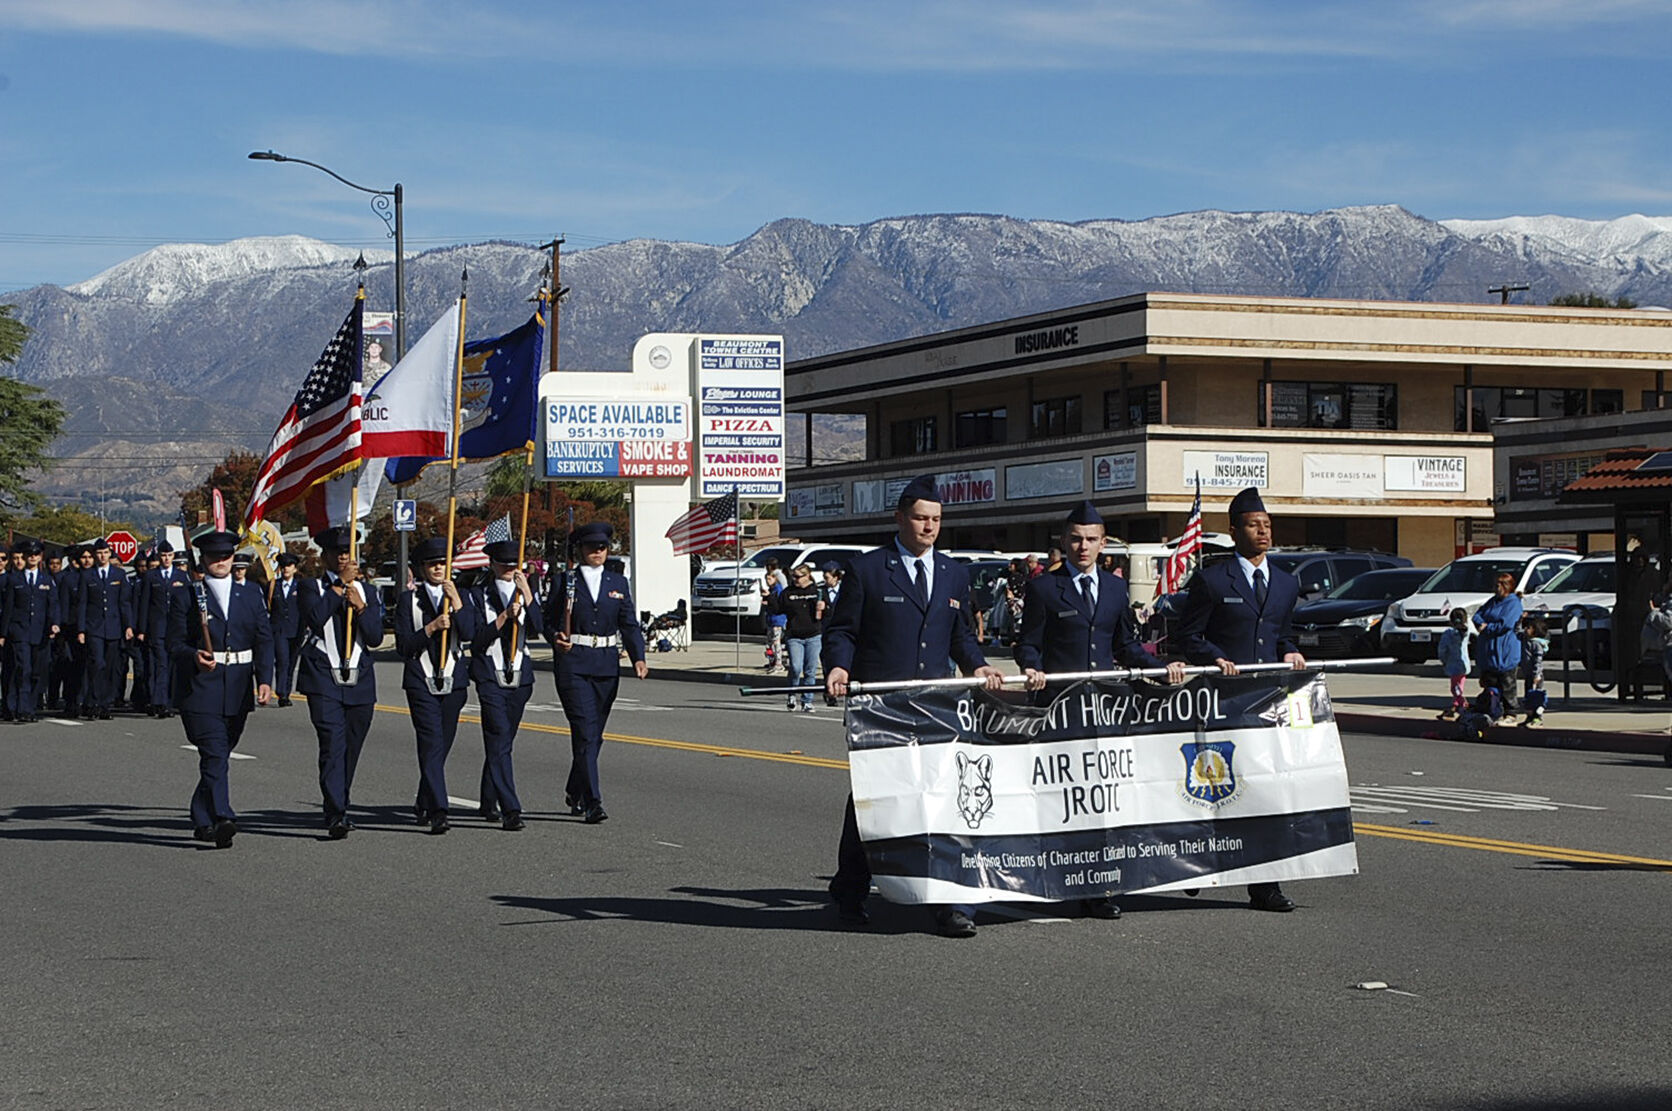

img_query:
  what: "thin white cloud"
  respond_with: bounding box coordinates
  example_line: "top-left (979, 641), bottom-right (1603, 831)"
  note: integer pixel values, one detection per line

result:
top-left (11, 0), bottom-right (1669, 70)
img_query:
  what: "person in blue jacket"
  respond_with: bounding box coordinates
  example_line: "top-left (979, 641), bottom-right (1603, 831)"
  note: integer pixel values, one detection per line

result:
top-left (77, 536), bottom-right (134, 720)
top-left (1472, 571), bottom-right (1523, 712)
top-left (822, 475), bottom-right (1004, 938)
top-left (2, 540), bottom-right (57, 722)
top-left (296, 527), bottom-right (384, 839)
top-left (469, 539), bottom-right (543, 830)
top-left (168, 530), bottom-right (274, 849)
top-left (136, 541), bottom-right (190, 719)
top-left (1175, 486), bottom-right (1306, 914)
top-left (396, 536), bottom-right (477, 835)
top-left (545, 522), bottom-right (648, 826)
top-left (268, 552), bottom-right (305, 707)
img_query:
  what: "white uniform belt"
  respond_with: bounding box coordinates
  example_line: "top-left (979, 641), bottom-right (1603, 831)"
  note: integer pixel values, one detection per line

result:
top-left (570, 634), bottom-right (619, 649)
top-left (212, 650), bottom-right (253, 665)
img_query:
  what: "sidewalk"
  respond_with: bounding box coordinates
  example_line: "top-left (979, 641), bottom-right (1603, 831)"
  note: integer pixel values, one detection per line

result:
top-left (621, 634), bottom-right (1672, 760)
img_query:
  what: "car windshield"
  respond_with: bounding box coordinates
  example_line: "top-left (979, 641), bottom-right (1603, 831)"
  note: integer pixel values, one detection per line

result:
top-left (1532, 559), bottom-right (1616, 595)
top-left (739, 547), bottom-right (802, 570)
top-left (1419, 560), bottom-right (1526, 594)
top-left (1265, 554), bottom-right (1312, 574)
top-left (1323, 570), bottom-right (1432, 601)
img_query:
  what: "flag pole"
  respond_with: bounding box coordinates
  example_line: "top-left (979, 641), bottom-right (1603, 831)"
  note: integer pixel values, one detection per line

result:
top-left (506, 278), bottom-right (549, 670)
top-left (342, 284), bottom-right (368, 679)
top-left (733, 484), bottom-right (742, 672)
top-left (438, 270), bottom-right (469, 669)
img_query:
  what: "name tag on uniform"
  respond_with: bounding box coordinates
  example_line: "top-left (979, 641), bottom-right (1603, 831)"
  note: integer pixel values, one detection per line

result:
top-left (948, 599), bottom-right (960, 610)
top-left (38, 584), bottom-right (50, 591)
top-left (1223, 596), bottom-right (1243, 604)
top-left (1056, 609), bottom-right (1078, 618)
top-left (608, 590), bottom-right (624, 600)
top-left (883, 595), bottom-right (905, 603)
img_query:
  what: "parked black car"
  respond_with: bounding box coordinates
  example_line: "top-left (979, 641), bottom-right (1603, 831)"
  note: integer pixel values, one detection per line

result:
top-left (1291, 567), bottom-right (1437, 658)
top-left (1264, 548), bottom-right (1414, 604)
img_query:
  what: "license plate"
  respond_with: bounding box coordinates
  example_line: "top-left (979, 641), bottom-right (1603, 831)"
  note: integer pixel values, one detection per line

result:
top-left (1410, 630), bottom-right (1432, 643)
top-left (1298, 633), bottom-right (1320, 646)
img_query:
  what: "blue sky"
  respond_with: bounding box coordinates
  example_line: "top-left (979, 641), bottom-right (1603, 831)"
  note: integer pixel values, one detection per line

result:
top-left (2, 0), bottom-right (1670, 291)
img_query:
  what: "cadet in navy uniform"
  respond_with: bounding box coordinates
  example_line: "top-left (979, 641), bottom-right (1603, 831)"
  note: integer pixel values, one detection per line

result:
top-left (1175, 486), bottom-right (1306, 913)
top-left (466, 540), bottom-right (543, 830)
top-left (296, 527), bottom-right (385, 839)
top-left (2, 540), bottom-right (58, 722)
top-left (545, 522), bottom-right (647, 826)
top-left (0, 545), bottom-right (20, 719)
top-left (268, 553), bottom-right (304, 706)
top-left (1016, 501), bottom-right (1186, 920)
top-left (136, 541), bottom-right (189, 718)
top-left (169, 531), bottom-right (275, 848)
top-left (48, 547), bottom-right (81, 714)
top-left (77, 537), bottom-right (134, 720)
top-left (396, 536), bottom-right (477, 835)
top-left (121, 550), bottom-right (154, 712)
top-left (822, 475), bottom-right (1004, 938)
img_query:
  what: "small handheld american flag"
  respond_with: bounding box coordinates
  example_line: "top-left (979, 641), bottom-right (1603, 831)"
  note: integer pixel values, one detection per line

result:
top-left (1160, 474), bottom-right (1203, 596)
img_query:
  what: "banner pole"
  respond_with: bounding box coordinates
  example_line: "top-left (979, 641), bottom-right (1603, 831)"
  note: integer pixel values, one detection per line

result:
top-left (438, 275), bottom-right (468, 666)
top-left (733, 484), bottom-right (742, 672)
top-left (737, 657), bottom-right (1396, 696)
top-left (506, 283), bottom-right (547, 672)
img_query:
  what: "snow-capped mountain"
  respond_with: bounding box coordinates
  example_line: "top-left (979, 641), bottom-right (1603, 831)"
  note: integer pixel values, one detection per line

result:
top-left (69, 235), bottom-right (395, 305)
top-left (7, 204), bottom-right (1672, 521)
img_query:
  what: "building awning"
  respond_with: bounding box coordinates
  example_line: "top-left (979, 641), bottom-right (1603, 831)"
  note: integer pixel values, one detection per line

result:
top-left (1557, 448), bottom-right (1672, 504)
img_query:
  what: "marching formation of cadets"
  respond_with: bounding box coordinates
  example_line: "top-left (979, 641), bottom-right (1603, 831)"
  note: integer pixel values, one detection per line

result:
top-left (0, 522), bottom-right (646, 851)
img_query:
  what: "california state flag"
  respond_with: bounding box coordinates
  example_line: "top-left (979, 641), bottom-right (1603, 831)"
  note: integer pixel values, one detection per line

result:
top-left (359, 300), bottom-right (459, 459)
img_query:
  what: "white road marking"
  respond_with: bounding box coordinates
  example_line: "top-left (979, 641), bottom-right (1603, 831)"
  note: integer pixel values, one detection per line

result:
top-left (1350, 785), bottom-right (1606, 813)
top-left (1631, 794), bottom-right (1672, 801)
top-left (446, 795), bottom-right (481, 809)
top-left (42, 717), bottom-right (82, 727)
top-left (177, 744), bottom-right (254, 760)
top-left (655, 841), bottom-right (684, 848)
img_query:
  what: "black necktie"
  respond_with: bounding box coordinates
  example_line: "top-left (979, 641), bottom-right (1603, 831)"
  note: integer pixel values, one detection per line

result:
top-left (911, 559), bottom-right (927, 604)
top-left (1253, 567), bottom-right (1268, 611)
top-left (1078, 575), bottom-right (1094, 615)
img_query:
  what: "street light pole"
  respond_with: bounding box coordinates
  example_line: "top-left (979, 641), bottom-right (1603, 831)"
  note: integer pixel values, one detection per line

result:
top-left (247, 150), bottom-right (405, 359)
top-left (249, 150), bottom-right (410, 572)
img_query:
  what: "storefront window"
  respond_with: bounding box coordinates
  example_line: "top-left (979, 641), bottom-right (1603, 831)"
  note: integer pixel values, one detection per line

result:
top-left (1104, 385), bottom-right (1161, 429)
top-left (890, 416), bottom-right (937, 455)
top-left (1262, 381), bottom-right (1397, 429)
top-left (1030, 395), bottom-right (1082, 439)
top-left (954, 407), bottom-right (1007, 448)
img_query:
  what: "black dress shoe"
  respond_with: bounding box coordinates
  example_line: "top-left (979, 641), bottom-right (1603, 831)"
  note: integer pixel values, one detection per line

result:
top-left (565, 793), bottom-right (585, 816)
top-left (277, 696), bottom-right (292, 707)
top-left (835, 899), bottom-right (870, 926)
top-left (583, 805), bottom-right (608, 825)
top-left (1249, 883), bottom-right (1296, 912)
top-left (413, 809), bottom-right (430, 826)
top-left (933, 909), bottom-right (978, 938)
top-left (1080, 898), bottom-right (1121, 920)
top-left (212, 819), bottom-right (238, 849)
top-left (501, 812), bottom-right (526, 831)
top-left (192, 826), bottom-right (214, 843)
top-left (428, 814), bottom-right (451, 836)
top-left (327, 820), bottom-right (350, 840)
top-left (96, 710), bottom-right (111, 720)
top-left (479, 807), bottom-right (501, 823)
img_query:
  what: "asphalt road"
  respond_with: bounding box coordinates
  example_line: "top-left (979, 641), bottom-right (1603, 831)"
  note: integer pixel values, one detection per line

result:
top-left (3, 663), bottom-right (1670, 1110)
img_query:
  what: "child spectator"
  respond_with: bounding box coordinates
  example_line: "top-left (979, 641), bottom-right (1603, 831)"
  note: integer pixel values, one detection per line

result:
top-left (759, 558), bottom-right (786, 671)
top-left (1437, 607), bottom-right (1471, 720)
top-left (1517, 615), bottom-right (1550, 726)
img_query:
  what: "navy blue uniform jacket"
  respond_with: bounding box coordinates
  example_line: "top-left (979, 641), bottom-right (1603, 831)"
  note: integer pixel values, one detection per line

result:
top-left (1015, 566), bottom-right (1162, 674)
top-left (268, 577), bottom-right (304, 639)
top-left (136, 567), bottom-right (189, 639)
top-left (544, 569), bottom-right (646, 679)
top-left (3, 569), bottom-right (58, 643)
top-left (470, 581), bottom-right (546, 686)
top-left (821, 547), bottom-right (986, 683)
top-left (168, 579), bottom-right (276, 716)
top-left (1176, 556), bottom-right (1300, 666)
top-left (295, 575), bottom-right (384, 703)
top-left (395, 585), bottom-right (480, 693)
top-left (78, 566), bottom-right (133, 639)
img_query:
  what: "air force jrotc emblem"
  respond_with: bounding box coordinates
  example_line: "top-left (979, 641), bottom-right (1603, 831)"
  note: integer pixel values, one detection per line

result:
top-left (955, 751), bottom-right (994, 829)
top-left (1181, 741), bottom-right (1240, 806)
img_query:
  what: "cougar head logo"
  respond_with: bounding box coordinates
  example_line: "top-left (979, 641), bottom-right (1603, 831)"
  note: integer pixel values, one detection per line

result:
top-left (956, 751), bottom-right (994, 829)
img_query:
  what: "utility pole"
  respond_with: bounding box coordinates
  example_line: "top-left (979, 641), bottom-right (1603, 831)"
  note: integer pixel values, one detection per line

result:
top-left (1488, 283), bottom-right (1530, 305)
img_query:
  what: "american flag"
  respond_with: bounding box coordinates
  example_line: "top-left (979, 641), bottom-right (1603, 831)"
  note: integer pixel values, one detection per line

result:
top-left (453, 513), bottom-right (513, 570)
top-left (244, 300), bottom-right (364, 528)
top-left (1160, 475), bottom-right (1203, 595)
top-left (665, 490), bottom-right (738, 556)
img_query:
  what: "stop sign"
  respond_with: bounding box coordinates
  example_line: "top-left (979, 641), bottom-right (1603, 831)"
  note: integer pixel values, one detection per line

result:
top-left (105, 530), bottom-right (140, 564)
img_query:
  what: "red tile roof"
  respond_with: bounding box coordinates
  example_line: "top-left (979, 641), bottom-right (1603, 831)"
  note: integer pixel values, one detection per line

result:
top-left (1561, 449), bottom-right (1672, 497)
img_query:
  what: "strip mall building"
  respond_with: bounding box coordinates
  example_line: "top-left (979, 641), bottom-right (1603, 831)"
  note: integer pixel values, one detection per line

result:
top-left (783, 293), bottom-right (1672, 568)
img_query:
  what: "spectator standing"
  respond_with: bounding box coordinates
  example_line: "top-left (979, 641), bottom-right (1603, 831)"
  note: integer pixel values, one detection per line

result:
top-left (1436, 607), bottom-right (1471, 720)
top-left (776, 563), bottom-right (825, 712)
top-left (1472, 572), bottom-right (1523, 714)
top-left (1518, 615), bottom-right (1549, 727)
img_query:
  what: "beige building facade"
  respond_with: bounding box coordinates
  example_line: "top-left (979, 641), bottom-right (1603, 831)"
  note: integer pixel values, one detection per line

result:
top-left (785, 293), bottom-right (1672, 568)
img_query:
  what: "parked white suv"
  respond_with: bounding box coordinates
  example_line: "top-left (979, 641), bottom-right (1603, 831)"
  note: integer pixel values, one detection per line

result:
top-left (691, 543), bottom-right (871, 633)
top-left (1520, 552), bottom-right (1618, 668)
top-left (1380, 547), bottom-right (1579, 663)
